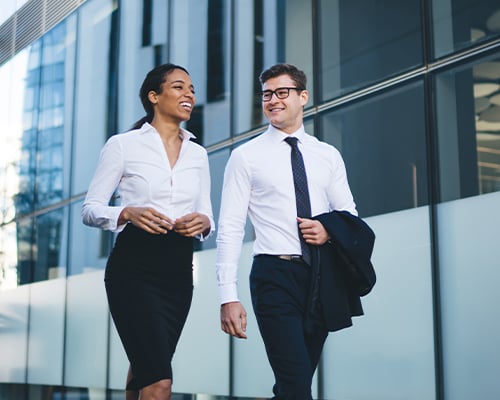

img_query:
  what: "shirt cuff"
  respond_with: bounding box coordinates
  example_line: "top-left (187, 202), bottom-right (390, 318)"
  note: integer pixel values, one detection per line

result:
top-left (197, 219), bottom-right (215, 241)
top-left (107, 206), bottom-right (126, 232)
top-left (218, 283), bottom-right (239, 305)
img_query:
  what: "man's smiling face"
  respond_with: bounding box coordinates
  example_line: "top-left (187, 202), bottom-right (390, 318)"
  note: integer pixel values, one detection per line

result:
top-left (261, 74), bottom-right (308, 134)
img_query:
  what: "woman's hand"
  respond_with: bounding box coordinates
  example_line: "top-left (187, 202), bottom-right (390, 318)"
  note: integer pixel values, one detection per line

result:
top-left (118, 207), bottom-right (175, 234)
top-left (174, 212), bottom-right (211, 237)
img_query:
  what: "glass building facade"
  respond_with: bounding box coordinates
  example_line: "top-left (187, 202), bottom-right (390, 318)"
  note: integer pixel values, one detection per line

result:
top-left (0, 0), bottom-right (499, 399)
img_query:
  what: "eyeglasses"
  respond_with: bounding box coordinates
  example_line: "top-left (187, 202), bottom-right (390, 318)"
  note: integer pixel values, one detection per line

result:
top-left (261, 87), bottom-right (304, 102)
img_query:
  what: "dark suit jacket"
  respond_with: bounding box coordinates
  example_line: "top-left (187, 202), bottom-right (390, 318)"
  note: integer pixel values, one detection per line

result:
top-left (307, 211), bottom-right (376, 332)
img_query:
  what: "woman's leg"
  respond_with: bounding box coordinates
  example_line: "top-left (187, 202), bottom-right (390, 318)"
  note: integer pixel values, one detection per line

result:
top-left (139, 379), bottom-right (172, 400)
top-left (126, 365), bottom-right (139, 400)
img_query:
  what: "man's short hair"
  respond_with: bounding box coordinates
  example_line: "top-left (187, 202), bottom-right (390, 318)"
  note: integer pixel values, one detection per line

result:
top-left (259, 63), bottom-right (307, 90)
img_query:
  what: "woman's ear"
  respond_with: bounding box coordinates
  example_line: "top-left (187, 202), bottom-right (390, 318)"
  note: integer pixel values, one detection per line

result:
top-left (148, 90), bottom-right (158, 104)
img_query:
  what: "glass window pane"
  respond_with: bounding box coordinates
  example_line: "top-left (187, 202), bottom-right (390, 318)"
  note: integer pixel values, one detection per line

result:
top-left (70, 199), bottom-right (111, 277)
top-left (5, 19), bottom-right (72, 212)
top-left (231, 0), bottom-right (314, 135)
top-left (202, 142), bottom-right (256, 251)
top-left (434, 53), bottom-right (500, 202)
top-left (437, 192), bottom-right (500, 400)
top-left (199, 148), bottom-right (230, 251)
top-left (432, 0), bottom-right (500, 59)
top-left (184, 0), bottom-right (232, 146)
top-left (5, 208), bottom-right (68, 286)
top-left (160, 0), bottom-right (232, 147)
top-left (319, 0), bottom-right (423, 101)
top-left (33, 208), bottom-right (68, 282)
top-left (0, 222), bottom-right (19, 289)
top-left (323, 207), bottom-right (436, 400)
top-left (70, 1), bottom-right (113, 195)
top-left (14, 217), bottom-right (34, 285)
top-left (321, 80), bottom-right (428, 217)
top-left (0, 49), bottom-right (31, 218)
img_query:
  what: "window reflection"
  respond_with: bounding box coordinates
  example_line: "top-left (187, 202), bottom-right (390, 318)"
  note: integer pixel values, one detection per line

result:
top-left (432, 0), bottom-right (500, 59)
top-left (15, 217), bottom-right (33, 284)
top-left (231, 0), bottom-right (313, 135)
top-left (321, 81), bottom-right (428, 217)
top-left (0, 20), bottom-right (68, 286)
top-left (0, 222), bottom-right (18, 289)
top-left (13, 207), bottom-right (67, 285)
top-left (16, 23), bottom-right (66, 215)
top-left (319, 0), bottom-right (423, 101)
top-left (435, 55), bottom-right (500, 201)
top-left (474, 61), bottom-right (500, 193)
top-left (16, 22), bottom-right (66, 215)
top-left (0, 47), bottom-right (28, 266)
top-left (34, 209), bottom-right (67, 282)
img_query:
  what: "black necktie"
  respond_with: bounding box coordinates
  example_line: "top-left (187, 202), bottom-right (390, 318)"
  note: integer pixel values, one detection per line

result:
top-left (285, 136), bottom-right (311, 265)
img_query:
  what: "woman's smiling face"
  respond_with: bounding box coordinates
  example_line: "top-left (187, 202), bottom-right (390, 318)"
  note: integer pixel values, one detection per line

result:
top-left (149, 68), bottom-right (196, 123)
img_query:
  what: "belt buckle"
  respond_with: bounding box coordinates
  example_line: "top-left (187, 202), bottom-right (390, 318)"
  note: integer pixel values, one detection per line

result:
top-left (278, 254), bottom-right (304, 263)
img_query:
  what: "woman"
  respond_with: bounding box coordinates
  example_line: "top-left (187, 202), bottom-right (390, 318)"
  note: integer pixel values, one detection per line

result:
top-left (82, 63), bottom-right (214, 400)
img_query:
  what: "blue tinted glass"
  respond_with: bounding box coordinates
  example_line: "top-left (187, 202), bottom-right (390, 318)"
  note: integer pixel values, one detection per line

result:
top-left (321, 81), bottom-right (428, 217)
top-left (432, 0), bottom-right (500, 59)
top-left (434, 53), bottom-right (500, 201)
top-left (319, 0), bottom-right (423, 101)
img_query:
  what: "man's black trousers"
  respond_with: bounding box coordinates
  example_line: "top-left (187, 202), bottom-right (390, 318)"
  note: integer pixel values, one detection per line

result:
top-left (250, 255), bottom-right (328, 400)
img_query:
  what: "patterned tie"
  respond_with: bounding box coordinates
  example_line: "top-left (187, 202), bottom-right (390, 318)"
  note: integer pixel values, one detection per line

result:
top-left (285, 136), bottom-right (312, 265)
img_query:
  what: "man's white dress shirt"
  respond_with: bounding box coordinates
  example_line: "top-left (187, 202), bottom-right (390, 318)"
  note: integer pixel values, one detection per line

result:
top-left (216, 124), bottom-right (356, 304)
top-left (82, 123), bottom-right (214, 237)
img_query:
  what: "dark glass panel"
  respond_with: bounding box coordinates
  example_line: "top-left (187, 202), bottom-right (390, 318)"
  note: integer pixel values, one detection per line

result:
top-left (9, 207), bottom-right (68, 284)
top-left (142, 0), bottom-right (153, 46)
top-left (432, 0), bottom-right (500, 59)
top-left (207, 0), bottom-right (226, 103)
top-left (15, 217), bottom-right (34, 284)
top-left (32, 208), bottom-right (67, 282)
top-left (321, 81), bottom-right (428, 217)
top-left (319, 0), bottom-right (423, 101)
top-left (434, 53), bottom-right (500, 201)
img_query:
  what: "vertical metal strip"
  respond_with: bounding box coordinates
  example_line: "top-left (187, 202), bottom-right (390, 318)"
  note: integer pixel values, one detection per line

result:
top-left (311, 0), bottom-right (324, 398)
top-left (61, 5), bottom-right (82, 390)
top-left (421, 1), bottom-right (444, 399)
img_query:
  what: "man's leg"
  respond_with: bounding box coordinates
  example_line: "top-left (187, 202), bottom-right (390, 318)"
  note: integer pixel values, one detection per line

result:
top-left (250, 255), bottom-right (322, 400)
top-left (305, 327), bottom-right (328, 376)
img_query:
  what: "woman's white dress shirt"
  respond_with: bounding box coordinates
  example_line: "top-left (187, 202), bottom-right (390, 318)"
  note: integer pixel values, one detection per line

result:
top-left (216, 124), bottom-right (356, 304)
top-left (82, 123), bottom-right (214, 237)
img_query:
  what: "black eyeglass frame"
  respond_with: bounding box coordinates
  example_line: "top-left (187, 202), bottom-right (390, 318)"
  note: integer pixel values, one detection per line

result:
top-left (260, 87), bottom-right (305, 102)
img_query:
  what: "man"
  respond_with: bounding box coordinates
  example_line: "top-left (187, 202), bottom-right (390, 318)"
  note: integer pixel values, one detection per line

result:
top-left (216, 63), bottom-right (361, 399)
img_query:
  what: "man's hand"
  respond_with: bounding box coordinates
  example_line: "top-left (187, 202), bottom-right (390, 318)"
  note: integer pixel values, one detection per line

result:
top-left (174, 212), bottom-right (211, 237)
top-left (220, 301), bottom-right (247, 339)
top-left (119, 207), bottom-right (174, 234)
top-left (297, 217), bottom-right (330, 245)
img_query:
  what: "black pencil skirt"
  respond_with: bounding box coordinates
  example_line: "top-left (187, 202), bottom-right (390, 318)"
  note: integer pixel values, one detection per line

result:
top-left (104, 223), bottom-right (194, 390)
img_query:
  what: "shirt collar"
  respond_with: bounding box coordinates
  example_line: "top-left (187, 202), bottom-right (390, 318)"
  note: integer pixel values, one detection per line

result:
top-left (140, 122), bottom-right (197, 141)
top-left (267, 124), bottom-right (307, 144)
